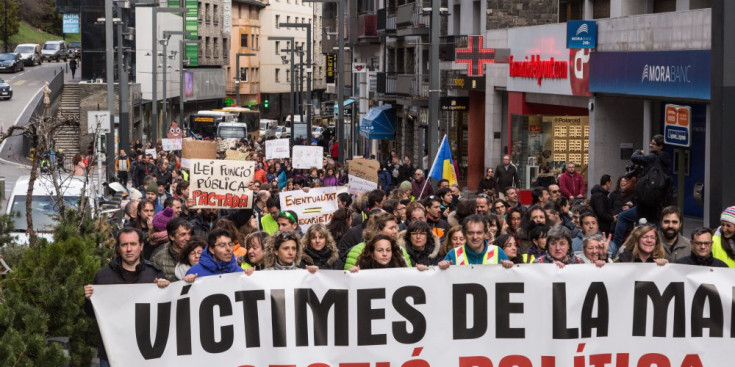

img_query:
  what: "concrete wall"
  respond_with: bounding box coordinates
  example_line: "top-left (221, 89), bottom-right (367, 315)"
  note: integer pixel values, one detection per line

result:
top-left (587, 95), bottom-right (644, 195)
top-left (485, 0), bottom-right (558, 29)
top-left (483, 28), bottom-right (508, 172)
top-left (596, 8), bottom-right (710, 51)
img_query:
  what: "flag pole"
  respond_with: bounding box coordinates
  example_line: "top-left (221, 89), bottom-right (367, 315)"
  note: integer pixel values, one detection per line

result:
top-left (419, 134), bottom-right (446, 198)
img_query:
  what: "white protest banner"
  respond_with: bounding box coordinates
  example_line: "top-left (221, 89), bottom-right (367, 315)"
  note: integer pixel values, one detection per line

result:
top-left (292, 145), bottom-right (324, 169)
top-left (266, 138), bottom-right (290, 159)
top-left (91, 264), bottom-right (734, 367)
top-left (161, 138), bottom-right (183, 151)
top-left (348, 158), bottom-right (380, 194)
top-left (181, 139), bottom-right (217, 169)
top-left (189, 159), bottom-right (256, 209)
top-left (280, 186), bottom-right (338, 231)
top-left (144, 148), bottom-right (157, 159)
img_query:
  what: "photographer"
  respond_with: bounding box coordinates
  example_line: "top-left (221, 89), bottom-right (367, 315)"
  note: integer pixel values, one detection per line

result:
top-left (613, 134), bottom-right (672, 246)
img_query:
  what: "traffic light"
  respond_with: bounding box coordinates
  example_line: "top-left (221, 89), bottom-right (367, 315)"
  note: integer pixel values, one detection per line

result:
top-left (264, 99), bottom-right (270, 109)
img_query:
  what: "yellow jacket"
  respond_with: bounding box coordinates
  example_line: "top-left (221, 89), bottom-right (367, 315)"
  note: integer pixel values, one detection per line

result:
top-left (711, 231), bottom-right (735, 268)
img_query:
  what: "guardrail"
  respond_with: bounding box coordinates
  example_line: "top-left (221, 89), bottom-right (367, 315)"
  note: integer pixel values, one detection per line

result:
top-left (20, 67), bottom-right (66, 159)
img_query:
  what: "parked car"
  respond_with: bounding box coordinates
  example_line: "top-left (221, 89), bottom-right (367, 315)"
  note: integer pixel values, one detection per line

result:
top-left (0, 78), bottom-right (12, 100)
top-left (275, 126), bottom-right (291, 139)
top-left (0, 53), bottom-right (24, 73)
top-left (42, 40), bottom-right (68, 62)
top-left (14, 43), bottom-right (42, 66)
top-left (68, 41), bottom-right (81, 58)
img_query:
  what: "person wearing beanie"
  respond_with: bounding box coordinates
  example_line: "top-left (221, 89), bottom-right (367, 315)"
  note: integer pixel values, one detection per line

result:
top-left (145, 181), bottom-right (164, 214)
top-left (146, 207), bottom-right (175, 259)
top-left (712, 206), bottom-right (735, 267)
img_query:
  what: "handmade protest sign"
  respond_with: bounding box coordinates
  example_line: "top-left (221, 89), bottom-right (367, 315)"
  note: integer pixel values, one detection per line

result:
top-left (181, 139), bottom-right (217, 169)
top-left (91, 264), bottom-right (735, 367)
top-left (266, 138), bottom-right (290, 159)
top-left (279, 186), bottom-right (338, 231)
top-left (161, 138), bottom-right (182, 151)
top-left (189, 159), bottom-right (256, 209)
top-left (292, 145), bottom-right (323, 169)
top-left (348, 158), bottom-right (380, 194)
top-left (144, 148), bottom-right (157, 159)
top-left (224, 149), bottom-right (249, 161)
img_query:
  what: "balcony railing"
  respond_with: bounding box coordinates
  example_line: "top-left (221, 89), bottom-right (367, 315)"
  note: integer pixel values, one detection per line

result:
top-left (376, 72), bottom-right (396, 95)
top-left (396, 1), bottom-right (429, 30)
top-left (377, 8), bottom-right (397, 34)
top-left (358, 12), bottom-right (378, 38)
top-left (440, 35), bottom-right (468, 61)
top-left (395, 74), bottom-right (428, 98)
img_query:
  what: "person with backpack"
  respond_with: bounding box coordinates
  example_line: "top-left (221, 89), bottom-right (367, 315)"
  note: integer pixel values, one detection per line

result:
top-left (613, 134), bottom-right (672, 246)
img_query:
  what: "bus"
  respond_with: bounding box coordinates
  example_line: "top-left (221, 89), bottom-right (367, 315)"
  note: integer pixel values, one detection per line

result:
top-left (189, 111), bottom-right (229, 140)
top-left (214, 107), bottom-right (260, 140)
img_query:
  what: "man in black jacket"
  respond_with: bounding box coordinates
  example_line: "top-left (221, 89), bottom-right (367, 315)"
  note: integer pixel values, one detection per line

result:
top-left (84, 228), bottom-right (170, 367)
top-left (590, 174), bottom-right (615, 233)
top-left (494, 155), bottom-right (520, 195)
top-left (676, 227), bottom-right (728, 267)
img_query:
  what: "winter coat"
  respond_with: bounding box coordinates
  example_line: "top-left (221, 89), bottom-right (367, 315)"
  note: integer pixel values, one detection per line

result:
top-left (152, 245), bottom-right (181, 282)
top-left (660, 232), bottom-right (691, 263)
top-left (675, 253), bottom-right (728, 268)
top-left (533, 252), bottom-right (585, 265)
top-left (396, 229), bottom-right (442, 266)
top-left (253, 168), bottom-right (268, 184)
top-left (494, 164), bottom-right (520, 193)
top-left (343, 242), bottom-right (413, 270)
top-left (711, 228), bottom-right (735, 268)
top-left (186, 246), bottom-right (244, 277)
top-left (411, 178), bottom-right (433, 200)
top-left (379, 169), bottom-right (392, 191)
top-left (590, 185), bottom-right (615, 233)
top-left (301, 244), bottom-right (344, 270)
top-left (323, 175), bottom-right (339, 187)
top-left (477, 177), bottom-right (497, 195)
top-left (559, 171), bottom-right (585, 198)
top-left (85, 257), bottom-right (164, 361)
top-left (609, 189), bottom-right (636, 215)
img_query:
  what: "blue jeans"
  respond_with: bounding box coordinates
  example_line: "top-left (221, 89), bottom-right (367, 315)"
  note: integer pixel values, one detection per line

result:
top-left (613, 207), bottom-right (637, 252)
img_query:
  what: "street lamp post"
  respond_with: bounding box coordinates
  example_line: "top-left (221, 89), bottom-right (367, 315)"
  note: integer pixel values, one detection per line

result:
top-left (268, 36), bottom-right (296, 146)
top-left (236, 52), bottom-right (256, 107)
top-left (304, 0), bottom-right (346, 163)
top-left (279, 22), bottom-right (312, 143)
top-left (179, 38), bottom-right (201, 130)
top-left (134, 1), bottom-right (187, 146)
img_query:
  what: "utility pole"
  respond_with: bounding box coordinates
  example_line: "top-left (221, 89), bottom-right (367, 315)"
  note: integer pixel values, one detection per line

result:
top-left (116, 17), bottom-right (130, 154)
top-left (268, 36), bottom-right (296, 146)
top-left (104, 0), bottom-right (115, 180)
top-left (427, 0), bottom-right (440, 170)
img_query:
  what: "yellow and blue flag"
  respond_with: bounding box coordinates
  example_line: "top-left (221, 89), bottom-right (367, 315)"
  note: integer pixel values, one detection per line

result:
top-left (428, 135), bottom-right (458, 186)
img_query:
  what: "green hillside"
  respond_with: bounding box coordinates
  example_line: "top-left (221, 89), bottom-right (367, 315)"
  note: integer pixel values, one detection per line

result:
top-left (1, 21), bottom-right (80, 49)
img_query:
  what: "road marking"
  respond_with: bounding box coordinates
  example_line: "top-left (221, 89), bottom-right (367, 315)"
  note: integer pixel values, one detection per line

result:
top-left (0, 83), bottom-right (44, 169)
top-left (13, 80), bottom-right (26, 86)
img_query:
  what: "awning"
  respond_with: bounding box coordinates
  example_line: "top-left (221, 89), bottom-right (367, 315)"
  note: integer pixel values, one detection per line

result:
top-left (333, 98), bottom-right (356, 117)
top-left (360, 104), bottom-right (396, 140)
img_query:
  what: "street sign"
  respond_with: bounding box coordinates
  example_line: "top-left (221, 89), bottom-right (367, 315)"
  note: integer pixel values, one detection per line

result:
top-left (63, 13), bottom-right (80, 34)
top-left (566, 20), bottom-right (597, 49)
top-left (664, 104), bottom-right (691, 147)
top-left (87, 111), bottom-right (111, 134)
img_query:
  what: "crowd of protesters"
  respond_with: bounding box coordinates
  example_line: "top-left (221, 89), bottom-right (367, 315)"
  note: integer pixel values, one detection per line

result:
top-left (83, 133), bottom-right (735, 366)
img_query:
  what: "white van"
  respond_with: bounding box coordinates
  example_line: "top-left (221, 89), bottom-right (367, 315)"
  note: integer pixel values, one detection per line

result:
top-left (5, 175), bottom-right (96, 244)
top-left (259, 119), bottom-right (277, 139)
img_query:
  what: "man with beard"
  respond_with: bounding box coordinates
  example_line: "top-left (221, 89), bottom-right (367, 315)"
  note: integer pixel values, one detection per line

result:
top-left (659, 206), bottom-right (690, 262)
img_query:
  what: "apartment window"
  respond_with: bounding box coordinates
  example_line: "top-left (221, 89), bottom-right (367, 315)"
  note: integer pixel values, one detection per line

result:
top-left (275, 41), bottom-right (280, 55)
top-left (239, 67), bottom-right (248, 82)
top-left (287, 16), bottom-right (291, 24)
top-left (276, 15), bottom-right (280, 28)
top-left (205, 3), bottom-right (210, 23)
top-left (255, 35), bottom-right (259, 50)
top-left (286, 69), bottom-right (290, 82)
top-left (213, 4), bottom-right (219, 24)
top-left (275, 68), bottom-right (280, 82)
top-left (251, 34), bottom-right (255, 49)
top-left (240, 34), bottom-right (248, 47)
top-left (198, 2), bottom-right (202, 22)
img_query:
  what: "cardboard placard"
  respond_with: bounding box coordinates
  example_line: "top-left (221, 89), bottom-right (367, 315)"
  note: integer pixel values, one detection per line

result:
top-left (279, 187), bottom-right (339, 231)
top-left (265, 139), bottom-right (290, 159)
top-left (161, 138), bottom-right (183, 151)
top-left (145, 148), bottom-right (157, 159)
top-left (189, 159), bottom-right (256, 209)
top-left (181, 139), bottom-right (217, 169)
top-left (224, 149), bottom-right (250, 161)
top-left (292, 145), bottom-right (324, 169)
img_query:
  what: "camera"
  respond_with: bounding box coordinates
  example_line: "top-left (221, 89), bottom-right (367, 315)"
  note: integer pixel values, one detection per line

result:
top-left (625, 164), bottom-right (642, 179)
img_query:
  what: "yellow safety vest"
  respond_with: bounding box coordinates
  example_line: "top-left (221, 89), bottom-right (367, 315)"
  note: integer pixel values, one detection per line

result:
top-left (452, 244), bottom-right (500, 265)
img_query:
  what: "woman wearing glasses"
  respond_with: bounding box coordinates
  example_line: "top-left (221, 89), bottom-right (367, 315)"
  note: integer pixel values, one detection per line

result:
top-left (300, 224), bottom-right (344, 270)
top-left (615, 225), bottom-right (668, 265)
top-left (397, 221), bottom-right (441, 266)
